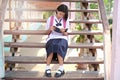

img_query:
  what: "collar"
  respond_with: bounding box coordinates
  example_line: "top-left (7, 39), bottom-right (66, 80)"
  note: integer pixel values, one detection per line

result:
top-left (54, 15), bottom-right (62, 22)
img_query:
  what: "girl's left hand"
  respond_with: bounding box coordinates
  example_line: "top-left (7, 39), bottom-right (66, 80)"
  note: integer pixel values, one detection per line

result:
top-left (63, 32), bottom-right (68, 36)
top-left (60, 28), bottom-right (65, 33)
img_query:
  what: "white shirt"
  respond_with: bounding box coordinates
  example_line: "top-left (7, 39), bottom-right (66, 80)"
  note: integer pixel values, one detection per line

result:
top-left (46, 15), bottom-right (70, 42)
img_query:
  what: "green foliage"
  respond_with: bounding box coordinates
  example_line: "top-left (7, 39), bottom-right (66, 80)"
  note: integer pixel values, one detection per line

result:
top-left (94, 35), bottom-right (103, 42)
top-left (90, 3), bottom-right (99, 19)
top-left (91, 25), bottom-right (103, 42)
top-left (92, 12), bottom-right (99, 19)
top-left (73, 24), bottom-right (85, 43)
top-left (91, 26), bottom-right (99, 30)
top-left (74, 24), bottom-right (104, 43)
top-left (75, 12), bottom-right (82, 20)
top-left (75, 23), bottom-right (82, 30)
top-left (74, 2), bottom-right (107, 43)
top-left (90, 3), bottom-right (98, 9)
top-left (75, 35), bottom-right (85, 43)
top-left (104, 0), bottom-right (113, 15)
top-left (108, 18), bottom-right (113, 25)
top-left (76, 2), bottom-right (80, 9)
top-left (43, 12), bottom-right (53, 19)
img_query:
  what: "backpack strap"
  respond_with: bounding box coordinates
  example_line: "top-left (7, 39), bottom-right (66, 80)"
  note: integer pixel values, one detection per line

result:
top-left (50, 16), bottom-right (54, 27)
top-left (63, 19), bottom-right (66, 28)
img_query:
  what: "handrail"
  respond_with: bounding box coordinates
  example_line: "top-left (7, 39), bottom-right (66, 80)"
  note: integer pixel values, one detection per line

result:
top-left (0, 0), bottom-right (8, 78)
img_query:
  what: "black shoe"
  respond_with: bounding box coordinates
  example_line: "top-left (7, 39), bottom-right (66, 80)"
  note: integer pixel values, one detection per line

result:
top-left (54, 70), bottom-right (65, 77)
top-left (45, 69), bottom-right (51, 77)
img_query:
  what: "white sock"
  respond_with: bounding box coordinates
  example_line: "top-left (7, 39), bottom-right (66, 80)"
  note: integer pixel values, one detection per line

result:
top-left (46, 65), bottom-right (51, 73)
top-left (59, 65), bottom-right (64, 71)
top-left (57, 65), bottom-right (64, 73)
top-left (46, 65), bottom-right (50, 70)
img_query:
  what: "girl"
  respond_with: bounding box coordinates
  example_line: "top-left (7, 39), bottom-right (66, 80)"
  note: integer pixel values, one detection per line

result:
top-left (45, 4), bottom-right (69, 77)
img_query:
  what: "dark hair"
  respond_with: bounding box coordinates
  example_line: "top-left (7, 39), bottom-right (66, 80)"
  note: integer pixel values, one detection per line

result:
top-left (56, 4), bottom-right (68, 21)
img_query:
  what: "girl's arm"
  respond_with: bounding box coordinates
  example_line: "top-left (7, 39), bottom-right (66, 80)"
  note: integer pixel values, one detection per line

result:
top-left (60, 19), bottom-right (69, 36)
top-left (63, 32), bottom-right (68, 36)
top-left (45, 17), bottom-right (55, 35)
top-left (60, 28), bottom-right (68, 36)
top-left (46, 26), bottom-right (55, 35)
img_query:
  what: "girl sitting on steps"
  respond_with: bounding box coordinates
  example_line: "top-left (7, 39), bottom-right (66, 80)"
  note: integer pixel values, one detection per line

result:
top-left (45, 4), bottom-right (69, 77)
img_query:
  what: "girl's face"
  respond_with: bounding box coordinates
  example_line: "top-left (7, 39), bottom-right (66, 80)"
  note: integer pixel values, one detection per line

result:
top-left (56, 11), bottom-right (65, 19)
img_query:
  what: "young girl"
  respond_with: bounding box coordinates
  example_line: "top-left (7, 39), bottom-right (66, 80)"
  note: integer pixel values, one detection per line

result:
top-left (45, 4), bottom-right (69, 77)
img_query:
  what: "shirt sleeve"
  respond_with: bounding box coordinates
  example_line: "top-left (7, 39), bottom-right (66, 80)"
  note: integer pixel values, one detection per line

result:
top-left (46, 17), bottom-right (51, 30)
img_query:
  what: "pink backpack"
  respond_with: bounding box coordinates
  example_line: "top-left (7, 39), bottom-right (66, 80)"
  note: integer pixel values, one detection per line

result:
top-left (49, 16), bottom-right (66, 28)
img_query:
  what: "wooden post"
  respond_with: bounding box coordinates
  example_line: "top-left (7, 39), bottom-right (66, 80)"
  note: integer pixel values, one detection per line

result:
top-left (0, 0), bottom-right (8, 78)
top-left (9, 0), bottom-right (12, 30)
top-left (77, 2), bottom-right (89, 70)
top-left (111, 0), bottom-right (120, 80)
top-left (9, 0), bottom-right (24, 70)
top-left (98, 0), bottom-right (111, 80)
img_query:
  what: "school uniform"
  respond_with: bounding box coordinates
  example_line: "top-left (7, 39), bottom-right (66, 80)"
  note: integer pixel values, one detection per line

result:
top-left (46, 15), bottom-right (69, 59)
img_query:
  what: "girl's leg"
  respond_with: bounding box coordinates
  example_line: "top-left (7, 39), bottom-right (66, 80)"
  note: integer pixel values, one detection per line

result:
top-left (57, 54), bottom-right (64, 66)
top-left (57, 54), bottom-right (64, 71)
top-left (54, 54), bottom-right (65, 77)
top-left (45, 53), bottom-right (53, 77)
top-left (46, 53), bottom-right (53, 65)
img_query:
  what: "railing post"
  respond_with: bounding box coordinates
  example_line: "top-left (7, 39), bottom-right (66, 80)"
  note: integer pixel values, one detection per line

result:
top-left (0, 0), bottom-right (8, 78)
top-left (98, 0), bottom-right (111, 80)
top-left (0, 24), bottom-right (5, 78)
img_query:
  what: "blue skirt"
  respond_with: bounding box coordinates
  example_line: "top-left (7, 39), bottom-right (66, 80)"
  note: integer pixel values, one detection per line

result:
top-left (46, 39), bottom-right (68, 59)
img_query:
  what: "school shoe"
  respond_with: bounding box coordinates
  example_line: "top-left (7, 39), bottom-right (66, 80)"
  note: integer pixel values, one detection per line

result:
top-left (54, 70), bottom-right (65, 77)
top-left (45, 69), bottom-right (51, 77)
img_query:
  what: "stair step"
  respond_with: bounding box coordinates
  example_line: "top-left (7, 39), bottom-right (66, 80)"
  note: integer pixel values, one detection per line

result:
top-left (4, 42), bottom-right (103, 49)
top-left (4, 19), bottom-right (102, 23)
top-left (5, 56), bottom-right (103, 64)
top-left (14, 0), bottom-right (98, 3)
top-left (7, 8), bottom-right (99, 12)
top-left (5, 71), bottom-right (104, 80)
top-left (4, 30), bottom-right (103, 35)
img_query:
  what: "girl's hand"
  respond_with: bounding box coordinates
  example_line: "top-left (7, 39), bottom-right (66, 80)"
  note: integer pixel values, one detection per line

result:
top-left (60, 28), bottom-right (68, 36)
top-left (46, 26), bottom-right (55, 35)
top-left (63, 32), bottom-right (68, 36)
top-left (60, 28), bottom-right (65, 33)
top-left (50, 26), bottom-right (55, 31)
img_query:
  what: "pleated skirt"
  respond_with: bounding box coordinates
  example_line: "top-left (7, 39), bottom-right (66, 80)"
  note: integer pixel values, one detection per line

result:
top-left (46, 39), bottom-right (68, 59)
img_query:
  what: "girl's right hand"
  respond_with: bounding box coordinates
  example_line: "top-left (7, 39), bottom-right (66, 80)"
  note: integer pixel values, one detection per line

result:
top-left (50, 26), bottom-right (55, 31)
top-left (46, 26), bottom-right (55, 35)
top-left (60, 28), bottom-right (65, 33)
